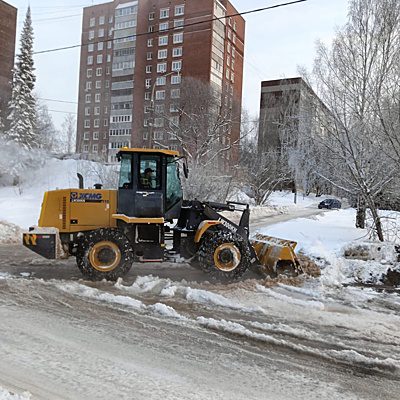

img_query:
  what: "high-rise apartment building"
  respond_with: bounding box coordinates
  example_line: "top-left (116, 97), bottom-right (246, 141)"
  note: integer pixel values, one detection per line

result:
top-left (0, 0), bottom-right (17, 124)
top-left (258, 78), bottom-right (329, 153)
top-left (76, 0), bottom-right (245, 163)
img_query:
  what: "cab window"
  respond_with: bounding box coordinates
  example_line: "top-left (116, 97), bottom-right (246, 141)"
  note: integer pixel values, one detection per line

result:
top-left (166, 157), bottom-right (183, 210)
top-left (139, 154), bottom-right (161, 190)
top-left (119, 153), bottom-right (133, 189)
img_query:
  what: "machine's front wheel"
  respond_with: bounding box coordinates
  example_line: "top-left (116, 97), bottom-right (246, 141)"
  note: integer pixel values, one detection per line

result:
top-left (76, 229), bottom-right (134, 281)
top-left (198, 229), bottom-right (251, 280)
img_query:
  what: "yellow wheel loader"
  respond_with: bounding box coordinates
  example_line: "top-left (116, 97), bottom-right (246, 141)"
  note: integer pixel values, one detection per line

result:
top-left (22, 148), bottom-right (302, 281)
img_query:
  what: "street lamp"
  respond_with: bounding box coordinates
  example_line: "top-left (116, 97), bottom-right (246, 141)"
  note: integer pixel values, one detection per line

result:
top-left (148, 69), bottom-right (181, 148)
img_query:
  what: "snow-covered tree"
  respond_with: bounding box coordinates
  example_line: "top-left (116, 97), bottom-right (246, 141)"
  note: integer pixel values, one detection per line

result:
top-left (61, 113), bottom-right (76, 154)
top-left (6, 7), bottom-right (37, 149)
top-left (35, 98), bottom-right (59, 151)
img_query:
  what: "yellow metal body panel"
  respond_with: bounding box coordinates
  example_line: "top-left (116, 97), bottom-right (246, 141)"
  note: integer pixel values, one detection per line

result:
top-left (119, 147), bottom-right (180, 157)
top-left (38, 189), bottom-right (117, 233)
top-left (112, 214), bottom-right (165, 224)
top-left (194, 220), bottom-right (222, 243)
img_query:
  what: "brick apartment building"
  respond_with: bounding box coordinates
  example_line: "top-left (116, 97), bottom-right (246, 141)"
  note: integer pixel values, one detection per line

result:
top-left (0, 0), bottom-right (17, 125)
top-left (76, 0), bottom-right (245, 163)
top-left (258, 77), bottom-right (328, 153)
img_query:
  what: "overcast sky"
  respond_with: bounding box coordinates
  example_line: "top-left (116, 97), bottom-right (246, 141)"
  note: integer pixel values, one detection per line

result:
top-left (9, 0), bottom-right (349, 128)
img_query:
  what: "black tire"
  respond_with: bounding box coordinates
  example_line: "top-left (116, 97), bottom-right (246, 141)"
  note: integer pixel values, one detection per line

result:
top-left (197, 229), bottom-right (251, 280)
top-left (76, 228), bottom-right (134, 281)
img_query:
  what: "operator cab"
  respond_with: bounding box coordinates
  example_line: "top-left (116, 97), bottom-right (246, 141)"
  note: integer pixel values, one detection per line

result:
top-left (117, 148), bottom-right (184, 220)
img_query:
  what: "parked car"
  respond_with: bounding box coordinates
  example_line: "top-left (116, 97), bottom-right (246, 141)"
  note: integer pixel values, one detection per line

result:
top-left (318, 199), bottom-right (342, 209)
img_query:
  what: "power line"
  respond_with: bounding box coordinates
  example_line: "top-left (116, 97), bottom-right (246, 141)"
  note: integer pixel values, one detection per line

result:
top-left (48, 109), bottom-right (77, 115)
top-left (39, 97), bottom-right (78, 105)
top-left (33, 0), bottom-right (308, 55)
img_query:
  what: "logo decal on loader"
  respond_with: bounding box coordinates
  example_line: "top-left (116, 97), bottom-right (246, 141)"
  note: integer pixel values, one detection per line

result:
top-left (70, 192), bottom-right (103, 203)
top-left (24, 234), bottom-right (37, 246)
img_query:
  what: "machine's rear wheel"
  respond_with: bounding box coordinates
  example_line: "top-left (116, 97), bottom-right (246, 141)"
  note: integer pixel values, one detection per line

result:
top-left (198, 229), bottom-right (251, 280)
top-left (76, 228), bottom-right (134, 281)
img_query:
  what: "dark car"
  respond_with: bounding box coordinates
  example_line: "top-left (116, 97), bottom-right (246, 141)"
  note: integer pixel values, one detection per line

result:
top-left (318, 199), bottom-right (342, 209)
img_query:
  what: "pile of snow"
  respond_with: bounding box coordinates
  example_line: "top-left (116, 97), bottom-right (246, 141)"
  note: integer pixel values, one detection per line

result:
top-left (258, 208), bottom-right (400, 287)
top-left (0, 387), bottom-right (31, 400)
top-left (0, 221), bottom-right (24, 244)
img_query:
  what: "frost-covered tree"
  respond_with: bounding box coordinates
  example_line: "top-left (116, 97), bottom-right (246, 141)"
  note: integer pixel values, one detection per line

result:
top-left (6, 7), bottom-right (37, 149)
top-left (299, 0), bottom-right (400, 241)
top-left (61, 113), bottom-right (76, 153)
top-left (35, 99), bottom-right (59, 151)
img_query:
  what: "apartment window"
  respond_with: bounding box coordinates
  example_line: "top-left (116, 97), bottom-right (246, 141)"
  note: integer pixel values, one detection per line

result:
top-left (231, 59), bottom-right (235, 71)
top-left (102, 144), bottom-right (107, 152)
top-left (157, 63), bottom-right (167, 73)
top-left (233, 21), bottom-right (237, 32)
top-left (154, 118), bottom-right (164, 128)
top-left (94, 119), bottom-right (100, 128)
top-left (145, 92), bottom-right (151, 100)
top-left (144, 106), bottom-right (152, 113)
top-left (170, 116), bottom-right (180, 127)
top-left (85, 94), bottom-right (91, 103)
top-left (93, 132), bottom-right (99, 140)
top-left (95, 93), bottom-right (101, 102)
top-left (171, 75), bottom-right (181, 85)
top-left (148, 25), bottom-right (155, 33)
top-left (97, 42), bottom-right (104, 51)
top-left (156, 76), bottom-right (166, 86)
top-left (106, 66), bottom-right (110, 75)
top-left (96, 67), bottom-right (102, 76)
top-left (146, 65), bottom-right (152, 74)
top-left (172, 47), bottom-right (182, 57)
top-left (89, 17), bottom-right (95, 27)
top-left (159, 22), bottom-right (169, 31)
top-left (149, 12), bottom-right (155, 20)
top-left (145, 78), bottom-right (152, 88)
top-left (99, 16), bottom-right (105, 25)
top-left (86, 81), bottom-right (92, 90)
top-left (109, 15), bottom-right (113, 24)
top-left (154, 131), bottom-right (164, 140)
top-left (83, 145), bottom-right (89, 152)
top-left (160, 8), bottom-right (169, 19)
top-left (86, 68), bottom-right (92, 78)
top-left (227, 55), bottom-right (230, 67)
top-left (170, 103), bottom-right (179, 113)
top-left (97, 55), bottom-right (103, 64)
top-left (109, 28), bottom-right (113, 37)
top-left (143, 131), bottom-right (149, 140)
top-left (227, 30), bottom-right (232, 40)
top-left (174, 19), bottom-right (184, 29)
top-left (107, 54), bottom-right (111, 63)
top-left (158, 49), bottom-right (168, 59)
top-left (88, 44), bottom-right (94, 52)
top-left (94, 106), bottom-right (100, 115)
top-left (84, 132), bottom-right (90, 140)
top-left (172, 60), bottom-right (182, 72)
top-left (84, 120), bottom-right (90, 128)
top-left (227, 43), bottom-right (231, 54)
top-left (93, 144), bottom-right (98, 153)
top-left (155, 90), bottom-right (165, 100)
top-left (233, 34), bottom-right (237, 44)
top-left (87, 56), bottom-right (93, 65)
top-left (104, 119), bottom-right (108, 127)
top-left (231, 73), bottom-right (235, 83)
top-left (107, 41), bottom-right (112, 49)
top-left (155, 104), bottom-right (165, 114)
top-left (147, 39), bottom-right (153, 47)
top-left (104, 106), bottom-right (108, 114)
top-left (232, 48), bottom-right (235, 59)
top-left (89, 30), bottom-right (95, 40)
top-left (173, 32), bottom-right (183, 44)
top-left (175, 5), bottom-right (184, 16)
top-left (171, 88), bottom-right (180, 99)
top-left (159, 35), bottom-right (168, 46)
top-left (98, 28), bottom-right (105, 37)
top-left (144, 119), bottom-right (149, 127)
top-left (85, 107), bottom-right (91, 116)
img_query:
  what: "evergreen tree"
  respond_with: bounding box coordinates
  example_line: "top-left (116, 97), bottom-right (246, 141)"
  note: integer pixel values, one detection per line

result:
top-left (6, 7), bottom-right (37, 149)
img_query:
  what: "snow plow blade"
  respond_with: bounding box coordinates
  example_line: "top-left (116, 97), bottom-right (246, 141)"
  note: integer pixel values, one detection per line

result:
top-left (251, 234), bottom-right (303, 276)
top-left (22, 227), bottom-right (64, 260)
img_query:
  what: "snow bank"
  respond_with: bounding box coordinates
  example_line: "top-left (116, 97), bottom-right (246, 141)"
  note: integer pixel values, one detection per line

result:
top-left (0, 221), bottom-right (23, 244)
top-left (0, 388), bottom-right (31, 400)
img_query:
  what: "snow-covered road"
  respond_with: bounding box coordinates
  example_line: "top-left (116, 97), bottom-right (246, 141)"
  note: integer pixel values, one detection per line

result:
top-left (0, 244), bottom-right (399, 400)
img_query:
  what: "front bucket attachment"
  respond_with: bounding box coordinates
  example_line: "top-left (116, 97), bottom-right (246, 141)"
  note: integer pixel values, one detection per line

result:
top-left (251, 233), bottom-right (302, 276)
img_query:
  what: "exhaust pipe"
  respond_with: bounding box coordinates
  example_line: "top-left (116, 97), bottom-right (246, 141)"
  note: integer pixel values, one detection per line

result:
top-left (77, 173), bottom-right (84, 189)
